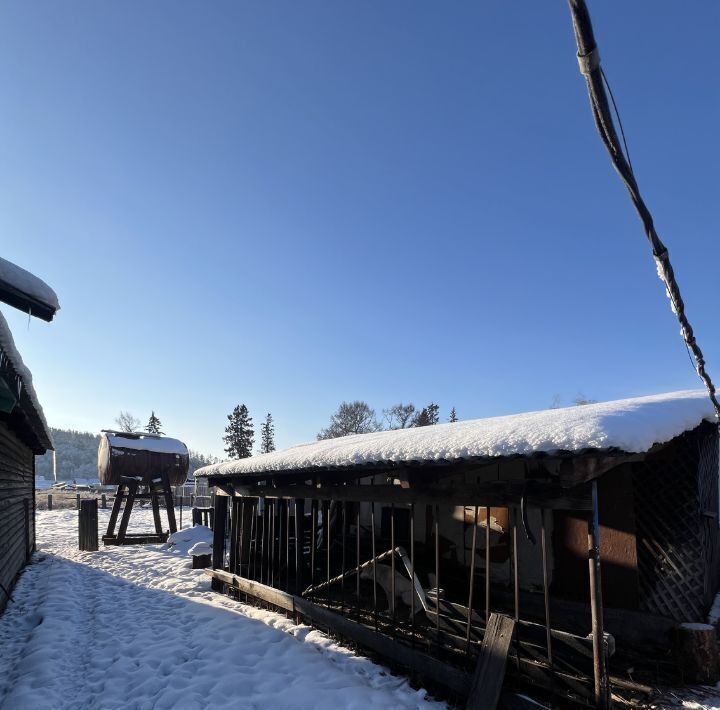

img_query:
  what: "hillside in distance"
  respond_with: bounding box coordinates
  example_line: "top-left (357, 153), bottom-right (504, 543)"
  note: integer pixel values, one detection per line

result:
top-left (35, 428), bottom-right (219, 481)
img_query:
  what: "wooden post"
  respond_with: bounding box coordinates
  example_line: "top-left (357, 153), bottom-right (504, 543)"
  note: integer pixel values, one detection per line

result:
top-left (673, 623), bottom-right (720, 683)
top-left (76, 493), bottom-right (81, 510)
top-left (588, 480), bottom-right (610, 709)
top-left (211, 494), bottom-right (228, 591)
top-left (229, 498), bottom-right (240, 575)
top-left (47, 493), bottom-right (53, 511)
top-left (295, 498), bottom-right (304, 594)
top-left (79, 499), bottom-right (99, 552)
top-left (101, 494), bottom-right (106, 509)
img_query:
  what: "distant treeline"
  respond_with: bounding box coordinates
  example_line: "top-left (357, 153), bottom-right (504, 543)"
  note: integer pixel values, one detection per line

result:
top-left (35, 427), bottom-right (218, 481)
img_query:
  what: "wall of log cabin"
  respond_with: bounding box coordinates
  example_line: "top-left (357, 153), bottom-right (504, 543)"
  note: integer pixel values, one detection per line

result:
top-left (0, 419), bottom-right (35, 614)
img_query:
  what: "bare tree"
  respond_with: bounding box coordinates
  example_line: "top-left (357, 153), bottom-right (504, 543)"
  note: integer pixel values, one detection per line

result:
top-left (550, 394), bottom-right (562, 409)
top-left (317, 401), bottom-right (380, 440)
top-left (572, 393), bottom-right (597, 406)
top-left (115, 411), bottom-right (141, 433)
top-left (383, 403), bottom-right (416, 430)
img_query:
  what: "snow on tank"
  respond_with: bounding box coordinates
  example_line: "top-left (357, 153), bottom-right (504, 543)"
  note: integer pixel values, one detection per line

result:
top-left (97, 430), bottom-right (189, 486)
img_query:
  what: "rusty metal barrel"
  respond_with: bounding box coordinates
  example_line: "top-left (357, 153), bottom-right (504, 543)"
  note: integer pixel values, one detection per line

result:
top-left (97, 431), bottom-right (189, 486)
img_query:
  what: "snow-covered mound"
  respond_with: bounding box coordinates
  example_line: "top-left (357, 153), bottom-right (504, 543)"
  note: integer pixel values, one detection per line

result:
top-left (163, 525), bottom-right (213, 556)
top-left (197, 390), bottom-right (716, 479)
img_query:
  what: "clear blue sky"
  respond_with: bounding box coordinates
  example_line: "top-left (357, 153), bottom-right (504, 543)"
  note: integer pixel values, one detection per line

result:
top-left (1, 2), bottom-right (718, 458)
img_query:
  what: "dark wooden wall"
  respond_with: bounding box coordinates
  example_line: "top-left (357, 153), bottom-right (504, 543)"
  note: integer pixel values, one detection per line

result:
top-left (0, 419), bottom-right (34, 614)
top-left (551, 464), bottom-right (639, 609)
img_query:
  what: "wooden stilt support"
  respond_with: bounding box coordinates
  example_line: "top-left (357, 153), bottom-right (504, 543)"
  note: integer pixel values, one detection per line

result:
top-left (102, 475), bottom-right (177, 546)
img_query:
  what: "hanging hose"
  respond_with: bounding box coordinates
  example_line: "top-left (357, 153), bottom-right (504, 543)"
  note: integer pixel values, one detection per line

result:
top-left (566, 0), bottom-right (720, 419)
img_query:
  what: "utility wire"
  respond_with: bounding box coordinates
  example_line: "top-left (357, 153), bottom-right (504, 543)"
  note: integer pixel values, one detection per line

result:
top-left (566, 0), bottom-right (720, 419)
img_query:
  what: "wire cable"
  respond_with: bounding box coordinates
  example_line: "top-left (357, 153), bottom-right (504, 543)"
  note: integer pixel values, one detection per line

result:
top-left (567, 0), bottom-right (720, 419)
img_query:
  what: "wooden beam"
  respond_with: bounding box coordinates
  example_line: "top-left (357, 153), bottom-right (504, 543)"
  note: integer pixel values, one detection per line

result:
top-left (219, 481), bottom-right (593, 511)
top-left (466, 613), bottom-right (516, 710)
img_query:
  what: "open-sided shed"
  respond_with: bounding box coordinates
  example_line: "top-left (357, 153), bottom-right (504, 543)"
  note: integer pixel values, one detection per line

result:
top-left (197, 390), bottom-right (719, 707)
top-left (0, 257), bottom-right (57, 614)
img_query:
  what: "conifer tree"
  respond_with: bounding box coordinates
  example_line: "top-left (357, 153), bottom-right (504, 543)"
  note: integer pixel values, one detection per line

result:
top-left (223, 404), bottom-right (254, 459)
top-left (413, 402), bottom-right (440, 427)
top-left (449, 407), bottom-right (458, 423)
top-left (145, 411), bottom-right (164, 435)
top-left (260, 413), bottom-right (275, 454)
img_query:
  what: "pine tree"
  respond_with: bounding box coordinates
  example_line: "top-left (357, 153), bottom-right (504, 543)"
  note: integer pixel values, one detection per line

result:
top-left (223, 404), bottom-right (254, 459)
top-left (413, 402), bottom-right (440, 427)
top-left (449, 406), bottom-right (458, 423)
top-left (145, 411), bottom-right (164, 435)
top-left (260, 413), bottom-right (275, 454)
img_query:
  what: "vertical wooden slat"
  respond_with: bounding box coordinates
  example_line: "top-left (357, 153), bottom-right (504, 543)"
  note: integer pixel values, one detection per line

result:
top-left (541, 508), bottom-right (553, 669)
top-left (340, 501), bottom-right (346, 613)
top-left (211, 494), bottom-right (228, 590)
top-left (485, 505), bottom-right (491, 622)
top-left (435, 504), bottom-right (440, 638)
top-left (356, 505), bottom-right (361, 619)
top-left (311, 499), bottom-right (317, 601)
top-left (410, 502), bottom-right (416, 646)
top-left (466, 506), bottom-right (478, 647)
top-left (371, 500), bottom-right (378, 631)
top-left (390, 504), bottom-right (396, 620)
top-left (325, 500), bottom-right (331, 608)
top-left (588, 481), bottom-right (610, 709)
top-left (295, 498), bottom-right (305, 594)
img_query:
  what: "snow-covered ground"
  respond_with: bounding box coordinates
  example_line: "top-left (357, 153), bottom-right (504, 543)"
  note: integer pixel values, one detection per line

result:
top-left (0, 509), bottom-right (443, 710)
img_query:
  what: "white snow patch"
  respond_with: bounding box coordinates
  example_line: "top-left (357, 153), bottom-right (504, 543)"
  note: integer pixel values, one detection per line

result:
top-left (0, 509), bottom-right (443, 709)
top-left (163, 525), bottom-right (213, 556)
top-left (0, 255), bottom-right (59, 312)
top-left (197, 390), bottom-right (716, 479)
top-left (708, 593), bottom-right (720, 627)
top-left (0, 310), bottom-right (52, 447)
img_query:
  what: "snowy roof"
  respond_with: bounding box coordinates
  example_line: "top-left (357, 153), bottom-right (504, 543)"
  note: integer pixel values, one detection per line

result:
top-left (102, 432), bottom-right (188, 456)
top-left (0, 310), bottom-right (53, 452)
top-left (196, 390), bottom-right (716, 479)
top-left (0, 256), bottom-right (59, 322)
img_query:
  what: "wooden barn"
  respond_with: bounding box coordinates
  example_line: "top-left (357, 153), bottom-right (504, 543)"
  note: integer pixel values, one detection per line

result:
top-left (0, 257), bottom-right (58, 615)
top-left (198, 390), bottom-right (720, 707)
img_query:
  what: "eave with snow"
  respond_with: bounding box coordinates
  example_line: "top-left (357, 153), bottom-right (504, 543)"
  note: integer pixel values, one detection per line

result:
top-left (197, 390), bottom-right (716, 490)
top-left (0, 256), bottom-right (60, 323)
top-left (201, 389), bottom-right (720, 704)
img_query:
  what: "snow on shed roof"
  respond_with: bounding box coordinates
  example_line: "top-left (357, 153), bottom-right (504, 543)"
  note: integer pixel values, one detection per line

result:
top-left (196, 390), bottom-right (716, 479)
top-left (102, 431), bottom-right (188, 456)
top-left (0, 310), bottom-right (53, 451)
top-left (0, 256), bottom-right (59, 321)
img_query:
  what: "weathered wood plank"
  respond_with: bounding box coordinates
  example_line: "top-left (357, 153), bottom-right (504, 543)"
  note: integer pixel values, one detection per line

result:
top-left (466, 613), bottom-right (515, 710)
